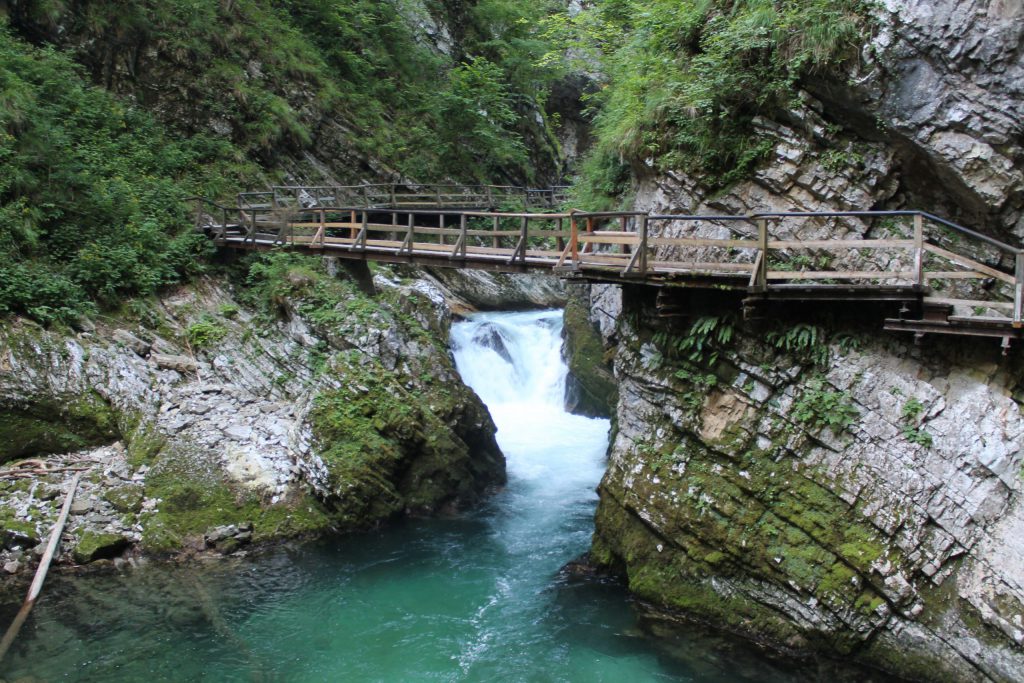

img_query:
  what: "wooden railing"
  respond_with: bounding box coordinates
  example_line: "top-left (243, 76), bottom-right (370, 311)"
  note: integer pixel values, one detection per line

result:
top-left (195, 200), bottom-right (1024, 329)
top-left (236, 184), bottom-right (570, 211)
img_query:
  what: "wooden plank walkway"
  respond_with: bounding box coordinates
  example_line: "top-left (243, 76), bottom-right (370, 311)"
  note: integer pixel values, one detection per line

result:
top-left (194, 186), bottom-right (1024, 348)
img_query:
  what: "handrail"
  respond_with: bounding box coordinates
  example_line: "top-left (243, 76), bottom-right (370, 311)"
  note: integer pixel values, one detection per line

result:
top-left (196, 193), bottom-right (1024, 330)
top-left (753, 210), bottom-right (1021, 255)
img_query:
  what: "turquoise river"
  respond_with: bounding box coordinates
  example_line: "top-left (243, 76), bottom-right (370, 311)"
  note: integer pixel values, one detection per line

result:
top-left (1, 310), bottom-right (826, 681)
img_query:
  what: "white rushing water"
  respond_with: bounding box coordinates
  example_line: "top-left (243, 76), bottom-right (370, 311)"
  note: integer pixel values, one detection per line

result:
top-left (450, 309), bottom-right (611, 505)
top-left (6, 309), bottom-right (794, 682)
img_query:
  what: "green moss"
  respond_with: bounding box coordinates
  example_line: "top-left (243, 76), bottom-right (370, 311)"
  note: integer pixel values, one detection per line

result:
top-left (0, 505), bottom-right (40, 548)
top-left (73, 531), bottom-right (129, 564)
top-left (308, 354), bottom-right (488, 527)
top-left (562, 290), bottom-right (617, 418)
top-left (140, 445), bottom-right (335, 554)
top-left (103, 485), bottom-right (145, 513)
top-left (0, 391), bottom-right (120, 462)
top-left (123, 415), bottom-right (167, 468)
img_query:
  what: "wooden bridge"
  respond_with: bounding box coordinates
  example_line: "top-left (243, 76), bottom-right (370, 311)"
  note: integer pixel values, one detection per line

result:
top-left (194, 184), bottom-right (1024, 348)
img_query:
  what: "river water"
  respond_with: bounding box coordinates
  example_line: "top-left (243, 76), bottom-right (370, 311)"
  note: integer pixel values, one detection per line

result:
top-left (1, 310), bottom-right (804, 681)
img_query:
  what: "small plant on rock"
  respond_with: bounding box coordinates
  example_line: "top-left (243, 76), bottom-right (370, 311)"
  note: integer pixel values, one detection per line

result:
top-left (792, 375), bottom-right (859, 432)
top-left (900, 398), bottom-right (933, 448)
top-left (186, 316), bottom-right (228, 349)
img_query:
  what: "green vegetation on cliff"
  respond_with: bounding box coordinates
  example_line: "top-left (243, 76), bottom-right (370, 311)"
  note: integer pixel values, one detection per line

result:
top-left (1, 0), bottom-right (568, 324)
top-left (553, 0), bottom-right (874, 206)
top-left (0, 28), bottom-right (224, 323)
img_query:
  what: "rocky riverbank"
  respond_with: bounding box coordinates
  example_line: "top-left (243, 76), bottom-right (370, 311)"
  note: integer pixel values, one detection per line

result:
top-left (0, 259), bottom-right (565, 576)
top-left (579, 283), bottom-right (1024, 682)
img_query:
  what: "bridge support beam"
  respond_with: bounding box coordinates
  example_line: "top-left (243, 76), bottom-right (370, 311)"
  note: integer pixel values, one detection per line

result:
top-left (324, 257), bottom-right (376, 297)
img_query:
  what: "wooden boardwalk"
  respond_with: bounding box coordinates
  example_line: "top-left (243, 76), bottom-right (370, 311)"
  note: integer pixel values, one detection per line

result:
top-left (194, 185), bottom-right (1024, 348)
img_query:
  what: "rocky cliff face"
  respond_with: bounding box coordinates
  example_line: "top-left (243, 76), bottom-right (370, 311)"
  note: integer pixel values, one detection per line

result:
top-left (0, 261), bottom-right (505, 571)
top-left (635, 0), bottom-right (1023, 247)
top-left (585, 4), bottom-right (1024, 679)
top-left (589, 286), bottom-right (1024, 681)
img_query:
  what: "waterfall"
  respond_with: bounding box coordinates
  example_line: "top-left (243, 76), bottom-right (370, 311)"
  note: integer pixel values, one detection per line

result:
top-left (450, 309), bottom-right (610, 500)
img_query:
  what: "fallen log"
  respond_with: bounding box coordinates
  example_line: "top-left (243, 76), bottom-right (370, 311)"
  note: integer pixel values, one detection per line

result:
top-left (0, 472), bottom-right (83, 663)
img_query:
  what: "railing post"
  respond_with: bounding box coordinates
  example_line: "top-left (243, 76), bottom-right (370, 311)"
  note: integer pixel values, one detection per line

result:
top-left (439, 214), bottom-right (446, 246)
top-left (458, 213), bottom-right (468, 259)
top-left (570, 213), bottom-right (579, 270)
top-left (755, 217), bottom-right (768, 289)
top-left (358, 210), bottom-right (368, 250)
top-left (390, 184), bottom-right (396, 207)
top-left (639, 214), bottom-right (649, 275)
top-left (492, 215), bottom-right (500, 250)
top-left (914, 213), bottom-right (925, 288)
top-left (401, 211), bottom-right (413, 254)
top-left (556, 217), bottom-right (565, 253)
top-left (320, 209), bottom-right (326, 247)
top-left (1015, 251), bottom-right (1024, 329)
top-left (486, 185), bottom-right (494, 208)
top-left (362, 185), bottom-right (371, 208)
top-left (516, 216), bottom-right (528, 264)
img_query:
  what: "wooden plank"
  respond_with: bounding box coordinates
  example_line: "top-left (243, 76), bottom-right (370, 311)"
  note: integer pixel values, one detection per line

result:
top-left (924, 271), bottom-right (992, 280)
top-left (411, 227), bottom-right (464, 237)
top-left (524, 248), bottom-right (563, 258)
top-left (527, 231), bottom-right (572, 239)
top-left (923, 296), bottom-right (1014, 311)
top-left (577, 234), bottom-right (641, 245)
top-left (0, 472), bottom-right (83, 664)
top-left (651, 261), bottom-right (755, 273)
top-left (461, 211), bottom-right (573, 219)
top-left (924, 244), bottom-right (1014, 284)
top-left (576, 253), bottom-right (632, 266)
top-left (947, 315), bottom-right (1015, 324)
top-left (289, 222), bottom-right (361, 230)
top-left (650, 237), bottom-right (758, 249)
top-left (749, 251), bottom-right (764, 287)
top-left (767, 270), bottom-right (914, 280)
top-left (766, 239), bottom-right (915, 249)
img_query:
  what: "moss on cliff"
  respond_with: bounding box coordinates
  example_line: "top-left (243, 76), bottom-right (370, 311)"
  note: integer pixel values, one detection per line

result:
top-left (309, 353), bottom-right (501, 527)
top-left (0, 391), bottom-right (120, 463)
top-left (562, 288), bottom-right (617, 418)
top-left (140, 444), bottom-right (335, 555)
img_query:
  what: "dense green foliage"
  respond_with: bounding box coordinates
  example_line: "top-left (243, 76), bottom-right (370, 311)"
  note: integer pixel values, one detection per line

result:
top-left (554, 0), bottom-right (873, 206)
top-left (0, 28), bottom-right (232, 323)
top-left (0, 0), bottom-right (567, 323)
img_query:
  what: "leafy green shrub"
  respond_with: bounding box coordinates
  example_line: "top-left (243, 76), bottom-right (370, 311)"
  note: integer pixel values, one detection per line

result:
top-left (766, 323), bottom-right (829, 367)
top-left (0, 27), bottom-right (225, 323)
top-left (560, 0), bottom-right (873, 195)
top-left (187, 317), bottom-right (229, 349)
top-left (792, 375), bottom-right (859, 432)
top-left (653, 314), bottom-right (736, 365)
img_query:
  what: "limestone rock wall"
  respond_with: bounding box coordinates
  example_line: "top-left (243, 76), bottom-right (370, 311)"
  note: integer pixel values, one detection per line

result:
top-left (0, 266), bottom-right (504, 569)
top-left (590, 286), bottom-right (1024, 681)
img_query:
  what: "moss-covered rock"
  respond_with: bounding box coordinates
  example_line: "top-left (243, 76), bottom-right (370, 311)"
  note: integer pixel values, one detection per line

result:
top-left (562, 287), bottom-right (617, 418)
top-left (591, 286), bottom-right (1024, 680)
top-left (103, 485), bottom-right (145, 513)
top-left (0, 504), bottom-right (40, 549)
top-left (73, 531), bottom-right (129, 564)
top-left (308, 353), bottom-right (504, 527)
top-left (0, 392), bottom-right (120, 463)
top-left (140, 444), bottom-right (336, 555)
